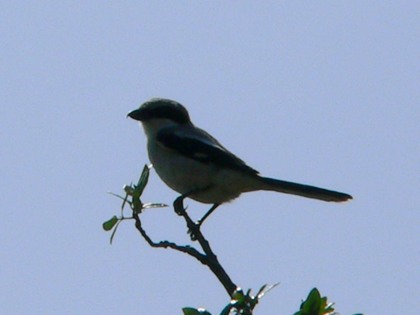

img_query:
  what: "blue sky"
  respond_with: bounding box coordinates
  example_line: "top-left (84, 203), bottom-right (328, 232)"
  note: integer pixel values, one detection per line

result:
top-left (1, 2), bottom-right (419, 314)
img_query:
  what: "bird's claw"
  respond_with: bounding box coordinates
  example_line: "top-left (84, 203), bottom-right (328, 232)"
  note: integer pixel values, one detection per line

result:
top-left (187, 221), bottom-right (201, 241)
top-left (173, 196), bottom-right (186, 215)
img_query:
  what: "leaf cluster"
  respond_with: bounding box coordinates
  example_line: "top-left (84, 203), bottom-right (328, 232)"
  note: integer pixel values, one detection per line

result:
top-left (102, 165), bottom-right (166, 243)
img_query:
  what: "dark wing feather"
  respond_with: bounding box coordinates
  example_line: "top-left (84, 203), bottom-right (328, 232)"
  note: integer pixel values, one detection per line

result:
top-left (157, 126), bottom-right (259, 176)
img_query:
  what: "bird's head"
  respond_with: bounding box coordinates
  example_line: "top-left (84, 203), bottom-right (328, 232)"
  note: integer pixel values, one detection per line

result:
top-left (128, 98), bottom-right (192, 136)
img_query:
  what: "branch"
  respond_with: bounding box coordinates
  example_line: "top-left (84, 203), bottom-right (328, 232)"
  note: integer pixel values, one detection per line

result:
top-left (132, 211), bottom-right (207, 264)
top-left (172, 197), bottom-right (237, 295)
top-left (129, 199), bottom-right (236, 295)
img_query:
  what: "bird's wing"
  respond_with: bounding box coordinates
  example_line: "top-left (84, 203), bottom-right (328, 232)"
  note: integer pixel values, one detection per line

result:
top-left (156, 126), bottom-right (259, 175)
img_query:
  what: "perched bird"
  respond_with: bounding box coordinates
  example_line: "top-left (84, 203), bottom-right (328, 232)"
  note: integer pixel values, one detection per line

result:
top-left (128, 98), bottom-right (352, 224)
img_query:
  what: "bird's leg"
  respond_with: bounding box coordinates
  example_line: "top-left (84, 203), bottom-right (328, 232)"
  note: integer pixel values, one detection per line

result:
top-left (173, 188), bottom-right (218, 240)
top-left (173, 192), bottom-right (202, 241)
top-left (197, 203), bottom-right (220, 228)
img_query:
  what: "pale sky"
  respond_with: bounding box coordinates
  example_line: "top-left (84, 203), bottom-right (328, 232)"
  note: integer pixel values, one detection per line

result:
top-left (1, 2), bottom-right (419, 315)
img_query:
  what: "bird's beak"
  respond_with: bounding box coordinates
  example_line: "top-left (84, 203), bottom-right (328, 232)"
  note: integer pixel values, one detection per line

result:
top-left (127, 108), bottom-right (143, 121)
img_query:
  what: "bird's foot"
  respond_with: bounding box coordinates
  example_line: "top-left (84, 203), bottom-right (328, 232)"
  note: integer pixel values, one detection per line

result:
top-left (173, 195), bottom-right (187, 215)
top-left (187, 221), bottom-right (201, 241)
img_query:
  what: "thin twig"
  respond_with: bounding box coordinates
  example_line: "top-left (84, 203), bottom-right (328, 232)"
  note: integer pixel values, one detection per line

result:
top-left (132, 201), bottom-right (237, 296)
top-left (132, 212), bottom-right (208, 264)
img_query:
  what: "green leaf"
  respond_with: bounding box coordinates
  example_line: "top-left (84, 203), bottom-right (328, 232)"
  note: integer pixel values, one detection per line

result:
top-left (294, 288), bottom-right (335, 315)
top-left (256, 282), bottom-right (279, 299)
top-left (136, 164), bottom-right (150, 196)
top-left (220, 303), bottom-right (234, 315)
top-left (182, 307), bottom-right (211, 315)
top-left (231, 287), bottom-right (244, 302)
top-left (129, 166), bottom-right (148, 212)
top-left (102, 216), bottom-right (119, 231)
top-left (182, 307), bottom-right (200, 315)
top-left (109, 219), bottom-right (122, 244)
top-left (302, 288), bottom-right (322, 313)
top-left (143, 202), bottom-right (168, 209)
top-left (108, 191), bottom-right (128, 200)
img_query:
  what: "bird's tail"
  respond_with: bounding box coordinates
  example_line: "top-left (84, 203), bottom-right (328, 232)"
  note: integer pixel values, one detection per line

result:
top-left (257, 176), bottom-right (352, 202)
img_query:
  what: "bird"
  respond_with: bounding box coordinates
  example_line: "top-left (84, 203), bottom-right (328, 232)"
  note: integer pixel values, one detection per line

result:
top-left (128, 98), bottom-right (352, 225)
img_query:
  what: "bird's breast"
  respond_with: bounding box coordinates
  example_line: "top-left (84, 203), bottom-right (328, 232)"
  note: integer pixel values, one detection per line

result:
top-left (146, 140), bottom-right (254, 204)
